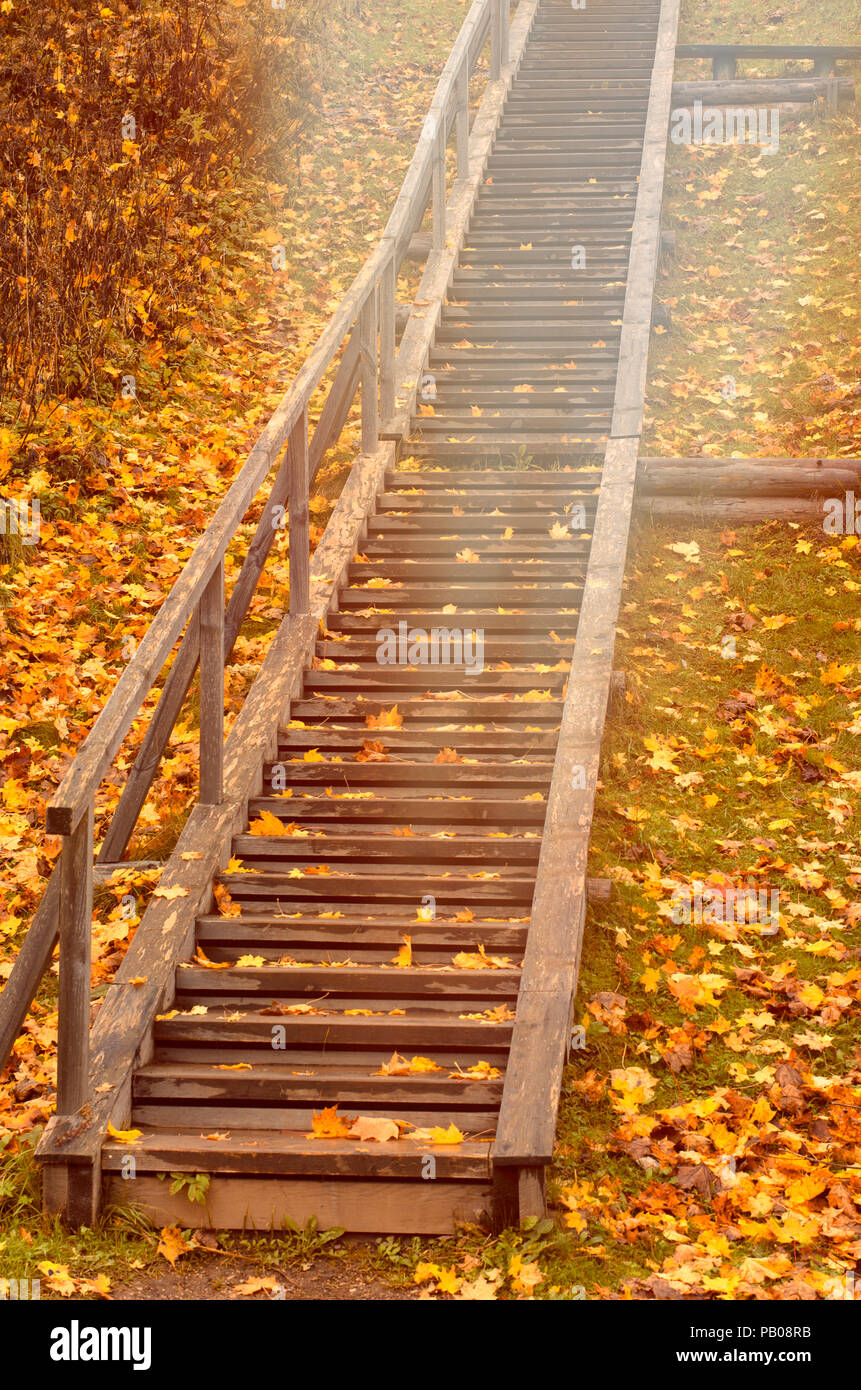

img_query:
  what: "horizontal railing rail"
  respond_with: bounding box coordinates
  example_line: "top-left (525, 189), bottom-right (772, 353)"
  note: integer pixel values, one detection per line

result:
top-left (0, 0), bottom-right (514, 1108)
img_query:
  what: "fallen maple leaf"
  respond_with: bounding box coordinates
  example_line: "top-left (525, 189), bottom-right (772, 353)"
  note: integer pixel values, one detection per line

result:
top-left (348, 1116), bottom-right (400, 1143)
top-left (248, 809), bottom-right (286, 837)
top-left (434, 747), bottom-right (463, 763)
top-left (366, 705), bottom-right (403, 729)
top-left (392, 935), bottom-right (412, 968)
top-left (232, 1276), bottom-right (283, 1298)
top-left (36, 1261), bottom-right (77, 1297)
top-left (309, 1106), bottom-right (353, 1139)
top-left (452, 944), bottom-right (512, 970)
top-left (157, 1226), bottom-right (196, 1269)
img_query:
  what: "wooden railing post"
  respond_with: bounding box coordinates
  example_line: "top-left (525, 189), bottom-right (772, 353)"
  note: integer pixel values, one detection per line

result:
top-left (500, 0), bottom-right (509, 71)
top-left (491, 0), bottom-right (502, 79)
top-left (288, 406), bottom-right (311, 615)
top-left (456, 62), bottom-right (470, 180)
top-left (380, 241), bottom-right (396, 423)
top-left (56, 800), bottom-right (94, 1117)
top-left (359, 293), bottom-right (379, 454)
top-left (198, 558), bottom-right (224, 805)
top-left (432, 123), bottom-right (447, 251)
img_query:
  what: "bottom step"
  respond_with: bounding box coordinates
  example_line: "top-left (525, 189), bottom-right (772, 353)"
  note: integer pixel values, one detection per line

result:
top-left (103, 1129), bottom-right (494, 1234)
top-left (104, 1175), bottom-right (493, 1235)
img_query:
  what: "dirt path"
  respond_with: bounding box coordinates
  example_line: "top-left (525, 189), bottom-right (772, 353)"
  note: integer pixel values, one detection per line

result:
top-left (111, 1250), bottom-right (419, 1302)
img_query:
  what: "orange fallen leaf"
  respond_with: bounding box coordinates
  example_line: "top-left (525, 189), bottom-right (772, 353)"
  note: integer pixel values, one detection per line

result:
top-left (248, 809), bottom-right (286, 837)
top-left (366, 705), bottom-right (403, 729)
top-left (309, 1106), bottom-right (354, 1139)
top-left (392, 934), bottom-right (412, 968)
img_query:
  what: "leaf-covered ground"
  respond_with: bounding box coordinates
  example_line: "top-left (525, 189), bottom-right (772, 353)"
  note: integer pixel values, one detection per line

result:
top-left (649, 1), bottom-right (861, 458)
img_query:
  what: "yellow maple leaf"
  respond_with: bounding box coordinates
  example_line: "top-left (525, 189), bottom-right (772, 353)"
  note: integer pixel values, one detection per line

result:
top-left (36, 1261), bottom-right (77, 1297)
top-left (436, 1266), bottom-right (463, 1294)
top-left (643, 734), bottom-right (680, 773)
top-left (157, 1227), bottom-right (195, 1269)
top-left (248, 809), bottom-right (286, 837)
top-left (392, 935), bottom-right (412, 968)
top-left (821, 661), bottom-right (853, 686)
top-left (452, 944), bottom-right (512, 970)
top-left (428, 1123), bottom-right (464, 1145)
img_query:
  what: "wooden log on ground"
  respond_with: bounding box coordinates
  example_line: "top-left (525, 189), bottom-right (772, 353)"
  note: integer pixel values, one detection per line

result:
top-left (638, 457), bottom-right (861, 495)
top-left (640, 497), bottom-right (827, 524)
top-left (671, 101), bottom-right (815, 121)
top-left (642, 466), bottom-right (860, 497)
top-left (641, 455), bottom-right (861, 473)
top-left (671, 78), bottom-right (855, 105)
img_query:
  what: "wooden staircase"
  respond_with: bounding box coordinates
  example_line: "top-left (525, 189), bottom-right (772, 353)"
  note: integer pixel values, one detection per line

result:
top-left (0, 0), bottom-right (680, 1235)
top-left (96, 0), bottom-right (664, 1233)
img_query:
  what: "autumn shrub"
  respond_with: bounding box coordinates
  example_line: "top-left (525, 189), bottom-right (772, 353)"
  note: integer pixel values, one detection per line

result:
top-left (0, 0), bottom-right (325, 427)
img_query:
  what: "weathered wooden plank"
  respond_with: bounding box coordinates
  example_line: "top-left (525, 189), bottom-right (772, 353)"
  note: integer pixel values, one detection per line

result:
top-left (56, 801), bottom-right (94, 1117)
top-left (174, 964), bottom-right (520, 998)
top-left (0, 869), bottom-right (60, 1074)
top-left (379, 243), bottom-right (397, 424)
top-left (134, 1064), bottom-right (503, 1106)
top-left (106, 1174), bottom-right (493, 1235)
top-left (639, 455), bottom-right (861, 474)
top-left (132, 1106), bottom-right (496, 1132)
top-left (640, 464), bottom-right (859, 496)
top-left (309, 331), bottom-right (361, 471)
top-left (671, 78), bottom-right (854, 104)
top-left (101, 1130), bottom-right (492, 1179)
top-left (641, 497), bottom-right (829, 524)
top-left (288, 410), bottom-right (311, 617)
top-left (153, 1014), bottom-right (513, 1048)
top-left (198, 559), bottom-right (224, 806)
